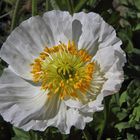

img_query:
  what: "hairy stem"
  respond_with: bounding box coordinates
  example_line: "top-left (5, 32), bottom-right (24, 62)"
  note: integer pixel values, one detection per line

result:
top-left (74, 0), bottom-right (87, 12)
top-left (46, 0), bottom-right (49, 11)
top-left (82, 131), bottom-right (88, 140)
top-left (32, 0), bottom-right (38, 16)
top-left (97, 97), bottom-right (110, 140)
top-left (66, 0), bottom-right (74, 15)
top-left (10, 0), bottom-right (21, 31)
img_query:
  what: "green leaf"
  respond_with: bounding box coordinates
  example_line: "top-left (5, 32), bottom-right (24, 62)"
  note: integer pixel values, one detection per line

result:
top-left (128, 48), bottom-right (140, 66)
top-left (88, 0), bottom-right (97, 6)
top-left (118, 29), bottom-right (134, 53)
top-left (3, 0), bottom-right (16, 5)
top-left (50, 0), bottom-right (60, 10)
top-left (82, 130), bottom-right (92, 140)
top-left (30, 130), bottom-right (42, 140)
top-left (115, 122), bottom-right (130, 132)
top-left (112, 107), bottom-right (121, 113)
top-left (129, 106), bottom-right (140, 122)
top-left (116, 111), bottom-right (128, 121)
top-left (12, 127), bottom-right (30, 140)
top-left (135, 124), bottom-right (140, 130)
top-left (133, 23), bottom-right (140, 31)
top-left (119, 0), bottom-right (128, 5)
top-left (134, 0), bottom-right (140, 10)
top-left (92, 111), bottom-right (104, 132)
top-left (119, 91), bottom-right (128, 106)
top-left (127, 133), bottom-right (135, 140)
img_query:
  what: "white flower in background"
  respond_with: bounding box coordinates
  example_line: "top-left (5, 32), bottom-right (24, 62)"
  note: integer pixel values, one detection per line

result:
top-left (0, 10), bottom-right (126, 134)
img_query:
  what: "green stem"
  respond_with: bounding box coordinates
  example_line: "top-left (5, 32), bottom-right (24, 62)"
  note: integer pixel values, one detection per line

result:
top-left (0, 11), bottom-right (12, 19)
top-left (74, 0), bottom-right (87, 12)
top-left (82, 131), bottom-right (88, 140)
top-left (66, 0), bottom-right (74, 15)
top-left (10, 0), bottom-right (21, 31)
top-left (97, 97), bottom-right (110, 140)
top-left (29, 131), bottom-right (41, 140)
top-left (45, 0), bottom-right (49, 11)
top-left (32, 0), bottom-right (38, 16)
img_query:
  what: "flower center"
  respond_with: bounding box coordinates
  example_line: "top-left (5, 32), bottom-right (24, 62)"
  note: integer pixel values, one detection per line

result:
top-left (31, 41), bottom-right (106, 102)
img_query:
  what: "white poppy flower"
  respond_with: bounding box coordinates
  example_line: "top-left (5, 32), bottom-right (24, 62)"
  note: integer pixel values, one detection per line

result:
top-left (0, 10), bottom-right (126, 134)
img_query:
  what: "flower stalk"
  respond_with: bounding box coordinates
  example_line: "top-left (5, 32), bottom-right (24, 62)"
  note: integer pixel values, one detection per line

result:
top-left (97, 97), bottom-right (110, 140)
top-left (10, 0), bottom-right (21, 31)
top-left (66, 0), bottom-right (74, 15)
top-left (74, 0), bottom-right (87, 12)
top-left (46, 0), bottom-right (49, 11)
top-left (32, 0), bottom-right (38, 16)
top-left (82, 131), bottom-right (88, 140)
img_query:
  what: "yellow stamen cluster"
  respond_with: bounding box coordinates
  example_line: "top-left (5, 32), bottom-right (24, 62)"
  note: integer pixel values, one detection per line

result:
top-left (74, 63), bottom-right (94, 92)
top-left (31, 41), bottom-right (96, 101)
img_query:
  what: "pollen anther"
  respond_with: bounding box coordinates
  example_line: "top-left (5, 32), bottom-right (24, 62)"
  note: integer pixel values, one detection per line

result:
top-left (31, 41), bottom-right (101, 101)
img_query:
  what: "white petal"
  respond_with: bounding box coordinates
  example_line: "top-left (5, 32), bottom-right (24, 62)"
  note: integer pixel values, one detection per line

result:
top-left (0, 68), bottom-right (61, 130)
top-left (0, 68), bottom-right (41, 123)
top-left (73, 12), bottom-right (123, 57)
top-left (43, 10), bottom-right (72, 45)
top-left (102, 51), bottom-right (125, 97)
top-left (23, 103), bottom-right (93, 134)
top-left (81, 93), bottom-right (104, 113)
top-left (92, 54), bottom-right (125, 111)
top-left (73, 12), bottom-right (101, 55)
top-left (72, 19), bottom-right (82, 45)
top-left (98, 20), bottom-right (121, 49)
top-left (66, 109), bottom-right (86, 132)
top-left (0, 15), bottom-right (57, 79)
top-left (64, 99), bottom-right (83, 109)
top-left (93, 46), bottom-right (116, 72)
top-left (46, 103), bottom-right (93, 134)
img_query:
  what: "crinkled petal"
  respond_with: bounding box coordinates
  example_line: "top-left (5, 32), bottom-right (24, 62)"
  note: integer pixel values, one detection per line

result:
top-left (83, 49), bottom-right (126, 114)
top-left (64, 21), bottom-right (125, 114)
top-left (93, 42), bottom-right (126, 93)
top-left (72, 19), bottom-right (82, 45)
top-left (45, 103), bottom-right (93, 134)
top-left (101, 49), bottom-right (126, 97)
top-left (0, 68), bottom-right (61, 130)
top-left (73, 12), bottom-right (122, 57)
top-left (93, 46), bottom-right (117, 72)
top-left (79, 93), bottom-right (104, 114)
top-left (73, 12), bottom-right (101, 56)
top-left (0, 16), bottom-right (56, 79)
top-left (64, 47), bottom-right (125, 113)
top-left (98, 19), bottom-right (121, 49)
top-left (12, 101), bottom-right (93, 134)
top-left (43, 10), bottom-right (72, 45)
top-left (64, 99), bottom-right (83, 109)
top-left (0, 11), bottom-right (72, 80)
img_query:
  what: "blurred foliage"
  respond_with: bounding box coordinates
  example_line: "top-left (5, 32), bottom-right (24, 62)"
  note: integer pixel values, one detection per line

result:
top-left (0, 0), bottom-right (140, 139)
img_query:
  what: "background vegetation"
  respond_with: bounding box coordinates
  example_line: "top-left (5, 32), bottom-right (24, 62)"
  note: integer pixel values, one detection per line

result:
top-left (0, 0), bottom-right (140, 139)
